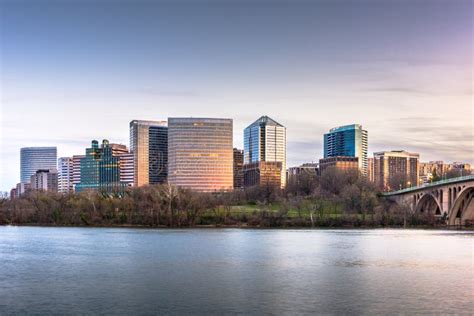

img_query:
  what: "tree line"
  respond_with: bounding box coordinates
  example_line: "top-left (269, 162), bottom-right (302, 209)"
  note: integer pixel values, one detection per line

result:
top-left (0, 167), bottom-right (443, 228)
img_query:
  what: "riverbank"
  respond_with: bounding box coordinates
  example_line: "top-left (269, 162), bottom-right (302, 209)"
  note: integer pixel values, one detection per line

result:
top-left (3, 222), bottom-right (470, 230)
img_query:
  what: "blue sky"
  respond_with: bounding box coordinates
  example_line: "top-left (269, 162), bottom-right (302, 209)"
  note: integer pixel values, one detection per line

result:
top-left (0, 0), bottom-right (473, 191)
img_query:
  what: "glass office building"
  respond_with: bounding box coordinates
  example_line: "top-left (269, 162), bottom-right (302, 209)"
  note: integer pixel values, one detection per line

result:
top-left (324, 124), bottom-right (368, 176)
top-left (243, 116), bottom-right (286, 188)
top-left (76, 140), bottom-right (126, 193)
top-left (168, 118), bottom-right (233, 192)
top-left (20, 147), bottom-right (57, 183)
top-left (130, 120), bottom-right (168, 186)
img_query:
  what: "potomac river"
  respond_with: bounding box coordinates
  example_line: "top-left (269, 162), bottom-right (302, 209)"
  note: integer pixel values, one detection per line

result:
top-left (0, 227), bottom-right (472, 314)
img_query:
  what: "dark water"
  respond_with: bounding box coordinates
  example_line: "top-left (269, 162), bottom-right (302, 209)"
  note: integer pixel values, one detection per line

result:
top-left (0, 227), bottom-right (472, 315)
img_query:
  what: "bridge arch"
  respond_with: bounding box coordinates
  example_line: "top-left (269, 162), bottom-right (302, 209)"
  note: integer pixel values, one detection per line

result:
top-left (415, 193), bottom-right (442, 215)
top-left (448, 187), bottom-right (474, 226)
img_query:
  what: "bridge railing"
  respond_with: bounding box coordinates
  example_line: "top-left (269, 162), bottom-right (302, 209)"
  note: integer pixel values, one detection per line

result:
top-left (382, 174), bottom-right (474, 196)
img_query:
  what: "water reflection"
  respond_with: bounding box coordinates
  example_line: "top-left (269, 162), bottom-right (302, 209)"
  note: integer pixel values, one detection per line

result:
top-left (0, 227), bottom-right (472, 314)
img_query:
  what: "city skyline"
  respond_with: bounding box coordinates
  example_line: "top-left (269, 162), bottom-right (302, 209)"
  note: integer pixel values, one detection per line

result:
top-left (1, 0), bottom-right (473, 191)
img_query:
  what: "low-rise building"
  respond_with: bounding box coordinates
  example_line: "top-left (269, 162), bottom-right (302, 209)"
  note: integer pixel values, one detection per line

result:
top-left (243, 161), bottom-right (282, 189)
top-left (319, 156), bottom-right (359, 175)
top-left (30, 169), bottom-right (58, 192)
top-left (287, 163), bottom-right (319, 180)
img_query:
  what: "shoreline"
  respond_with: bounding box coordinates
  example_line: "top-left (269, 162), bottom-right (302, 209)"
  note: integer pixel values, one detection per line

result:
top-left (2, 223), bottom-right (472, 231)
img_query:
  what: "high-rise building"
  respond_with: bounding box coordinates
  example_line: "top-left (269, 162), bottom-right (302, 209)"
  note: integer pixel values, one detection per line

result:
top-left (20, 147), bottom-right (57, 183)
top-left (324, 124), bottom-right (368, 176)
top-left (76, 140), bottom-right (126, 193)
top-left (72, 155), bottom-right (85, 191)
top-left (130, 120), bottom-right (168, 186)
top-left (58, 157), bottom-right (74, 193)
top-left (168, 118), bottom-right (233, 192)
top-left (233, 148), bottom-right (244, 190)
top-left (373, 150), bottom-right (419, 191)
top-left (319, 156), bottom-right (359, 175)
top-left (30, 169), bottom-right (58, 192)
top-left (243, 116), bottom-right (287, 188)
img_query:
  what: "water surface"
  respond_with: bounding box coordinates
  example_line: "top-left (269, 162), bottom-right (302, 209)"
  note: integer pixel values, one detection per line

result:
top-left (0, 227), bottom-right (472, 314)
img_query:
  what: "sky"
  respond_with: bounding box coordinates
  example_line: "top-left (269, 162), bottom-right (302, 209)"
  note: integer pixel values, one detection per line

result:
top-left (0, 0), bottom-right (473, 191)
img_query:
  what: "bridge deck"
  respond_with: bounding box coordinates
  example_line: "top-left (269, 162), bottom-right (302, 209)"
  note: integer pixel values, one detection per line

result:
top-left (382, 175), bottom-right (474, 196)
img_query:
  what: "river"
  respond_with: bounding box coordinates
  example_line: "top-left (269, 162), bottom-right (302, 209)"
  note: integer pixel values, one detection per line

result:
top-left (0, 227), bottom-right (472, 314)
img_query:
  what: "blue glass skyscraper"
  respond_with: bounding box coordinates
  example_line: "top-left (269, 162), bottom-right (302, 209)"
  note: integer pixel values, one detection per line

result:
top-left (20, 147), bottom-right (57, 183)
top-left (324, 124), bottom-right (368, 175)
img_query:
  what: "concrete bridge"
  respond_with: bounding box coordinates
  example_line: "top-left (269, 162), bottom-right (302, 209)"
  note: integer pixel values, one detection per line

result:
top-left (383, 175), bottom-right (474, 226)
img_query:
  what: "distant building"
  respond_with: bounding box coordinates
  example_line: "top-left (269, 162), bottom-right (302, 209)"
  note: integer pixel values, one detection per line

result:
top-left (287, 163), bottom-right (319, 181)
top-left (58, 157), bottom-right (74, 193)
top-left (168, 118), bottom-right (233, 192)
top-left (319, 156), bottom-right (359, 175)
top-left (15, 182), bottom-right (30, 197)
top-left (10, 188), bottom-right (17, 199)
top-left (324, 124), bottom-right (368, 176)
top-left (72, 155), bottom-right (85, 191)
top-left (130, 120), bottom-right (168, 187)
top-left (109, 143), bottom-right (134, 187)
top-left (30, 169), bottom-right (58, 192)
top-left (244, 116), bottom-right (286, 188)
top-left (367, 157), bottom-right (374, 182)
top-left (373, 150), bottom-right (419, 191)
top-left (20, 147), bottom-right (57, 183)
top-left (233, 148), bottom-right (244, 190)
top-left (243, 161), bottom-right (282, 189)
top-left (76, 140), bottom-right (126, 193)
top-left (451, 162), bottom-right (472, 176)
top-left (119, 152), bottom-right (134, 187)
top-left (419, 161), bottom-right (448, 184)
top-left (419, 161), bottom-right (472, 183)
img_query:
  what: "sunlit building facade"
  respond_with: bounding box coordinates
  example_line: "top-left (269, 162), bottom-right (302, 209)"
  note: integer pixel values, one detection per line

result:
top-left (243, 161), bottom-right (282, 188)
top-left (319, 156), bottom-right (359, 175)
top-left (373, 150), bottom-right (419, 191)
top-left (130, 120), bottom-right (168, 187)
top-left (367, 157), bottom-right (374, 182)
top-left (168, 118), bottom-right (233, 192)
top-left (243, 116), bottom-right (286, 188)
top-left (324, 124), bottom-right (368, 176)
top-left (20, 147), bottom-right (57, 183)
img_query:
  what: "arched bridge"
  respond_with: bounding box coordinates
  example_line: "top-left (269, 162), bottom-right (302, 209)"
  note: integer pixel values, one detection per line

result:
top-left (383, 175), bottom-right (474, 226)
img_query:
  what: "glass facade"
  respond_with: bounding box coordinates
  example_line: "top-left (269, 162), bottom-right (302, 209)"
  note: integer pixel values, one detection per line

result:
top-left (76, 140), bottom-right (126, 193)
top-left (20, 147), bottom-right (57, 183)
top-left (130, 120), bottom-right (168, 186)
top-left (243, 116), bottom-right (286, 188)
top-left (324, 124), bottom-right (368, 176)
top-left (168, 118), bottom-right (233, 192)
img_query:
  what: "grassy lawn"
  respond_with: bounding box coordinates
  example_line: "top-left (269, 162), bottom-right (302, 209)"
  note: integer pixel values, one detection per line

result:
top-left (202, 201), bottom-right (347, 219)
